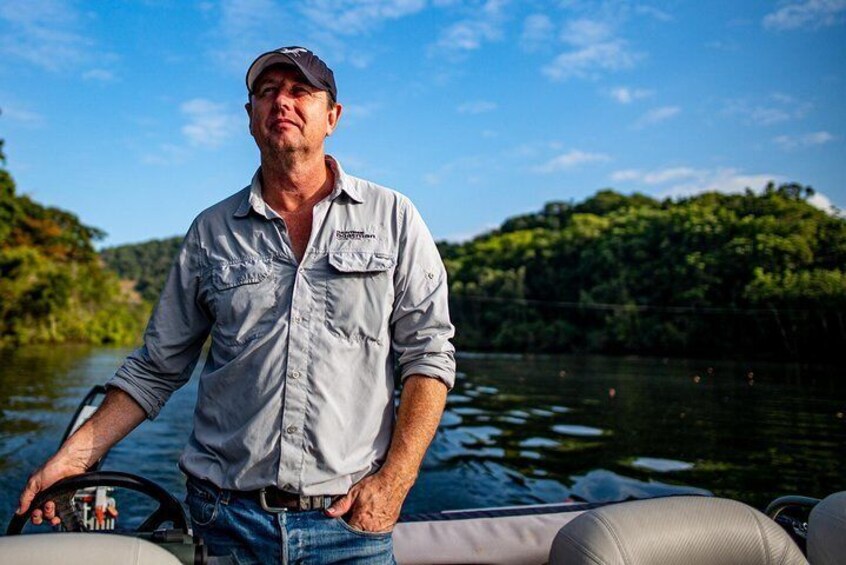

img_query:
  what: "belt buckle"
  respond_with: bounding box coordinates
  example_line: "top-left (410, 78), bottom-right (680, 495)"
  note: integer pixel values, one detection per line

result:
top-left (259, 488), bottom-right (288, 513)
top-left (299, 495), bottom-right (312, 511)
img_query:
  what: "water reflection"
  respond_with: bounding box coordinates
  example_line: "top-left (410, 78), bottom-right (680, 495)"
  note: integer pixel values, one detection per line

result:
top-left (628, 457), bottom-right (695, 473)
top-left (0, 347), bottom-right (843, 524)
top-left (551, 424), bottom-right (606, 437)
top-left (415, 353), bottom-right (846, 512)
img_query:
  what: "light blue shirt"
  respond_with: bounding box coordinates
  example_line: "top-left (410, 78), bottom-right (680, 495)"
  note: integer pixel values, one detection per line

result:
top-left (107, 157), bottom-right (456, 495)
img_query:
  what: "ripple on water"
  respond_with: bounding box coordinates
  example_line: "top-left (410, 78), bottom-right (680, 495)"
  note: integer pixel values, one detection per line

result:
top-left (447, 394), bottom-right (472, 404)
top-left (629, 457), bottom-right (694, 473)
top-left (440, 412), bottom-right (462, 427)
top-left (519, 437), bottom-right (560, 449)
top-left (498, 416), bottom-right (527, 425)
top-left (453, 407), bottom-right (486, 416)
top-left (552, 424), bottom-right (605, 437)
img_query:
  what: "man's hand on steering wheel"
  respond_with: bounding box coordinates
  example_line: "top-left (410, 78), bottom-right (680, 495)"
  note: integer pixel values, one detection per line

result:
top-left (17, 455), bottom-right (89, 526)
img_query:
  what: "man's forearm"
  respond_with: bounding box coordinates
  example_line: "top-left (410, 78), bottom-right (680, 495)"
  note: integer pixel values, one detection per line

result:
top-left (379, 375), bottom-right (448, 491)
top-left (55, 387), bottom-right (147, 469)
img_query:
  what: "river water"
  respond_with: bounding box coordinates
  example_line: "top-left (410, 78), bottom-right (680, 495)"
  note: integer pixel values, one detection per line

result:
top-left (1, 346), bottom-right (843, 531)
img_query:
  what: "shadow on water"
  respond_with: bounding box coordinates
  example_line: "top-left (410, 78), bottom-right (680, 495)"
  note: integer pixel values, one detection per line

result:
top-left (0, 347), bottom-right (843, 525)
top-left (405, 353), bottom-right (846, 513)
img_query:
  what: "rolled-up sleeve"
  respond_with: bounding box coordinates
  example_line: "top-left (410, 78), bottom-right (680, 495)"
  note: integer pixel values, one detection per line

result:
top-left (107, 220), bottom-right (211, 419)
top-left (390, 199), bottom-right (456, 389)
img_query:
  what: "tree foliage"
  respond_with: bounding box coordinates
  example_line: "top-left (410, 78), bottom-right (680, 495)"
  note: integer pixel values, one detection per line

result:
top-left (0, 139), bottom-right (147, 347)
top-left (101, 237), bottom-right (183, 302)
top-left (442, 185), bottom-right (845, 360)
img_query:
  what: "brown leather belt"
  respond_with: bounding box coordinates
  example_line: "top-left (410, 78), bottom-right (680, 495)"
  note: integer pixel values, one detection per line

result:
top-left (187, 474), bottom-right (334, 513)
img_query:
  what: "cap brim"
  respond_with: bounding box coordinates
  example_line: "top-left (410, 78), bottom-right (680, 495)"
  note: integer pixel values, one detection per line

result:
top-left (246, 52), bottom-right (325, 94)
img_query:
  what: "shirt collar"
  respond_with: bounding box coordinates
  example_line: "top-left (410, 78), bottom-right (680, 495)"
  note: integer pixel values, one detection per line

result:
top-left (234, 155), bottom-right (363, 219)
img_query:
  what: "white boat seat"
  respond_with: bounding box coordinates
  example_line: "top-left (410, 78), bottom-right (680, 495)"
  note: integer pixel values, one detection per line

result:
top-left (548, 496), bottom-right (807, 565)
top-left (0, 533), bottom-right (182, 565)
top-left (807, 491), bottom-right (846, 565)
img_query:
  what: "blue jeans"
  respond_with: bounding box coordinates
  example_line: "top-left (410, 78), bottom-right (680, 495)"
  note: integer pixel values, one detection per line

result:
top-left (185, 477), bottom-right (395, 564)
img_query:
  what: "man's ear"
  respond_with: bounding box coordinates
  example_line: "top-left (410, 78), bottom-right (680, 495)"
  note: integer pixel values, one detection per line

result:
top-left (326, 103), bottom-right (343, 137)
top-left (245, 102), bottom-right (254, 135)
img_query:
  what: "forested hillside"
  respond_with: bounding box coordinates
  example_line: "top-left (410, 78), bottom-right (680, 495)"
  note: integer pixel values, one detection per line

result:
top-left (0, 140), bottom-right (147, 346)
top-left (101, 181), bottom-right (846, 361)
top-left (101, 237), bottom-right (182, 303)
top-left (442, 185), bottom-right (846, 360)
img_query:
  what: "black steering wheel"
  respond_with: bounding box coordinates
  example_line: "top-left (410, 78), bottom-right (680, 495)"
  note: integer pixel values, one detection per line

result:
top-left (765, 495), bottom-right (820, 554)
top-left (6, 471), bottom-right (189, 535)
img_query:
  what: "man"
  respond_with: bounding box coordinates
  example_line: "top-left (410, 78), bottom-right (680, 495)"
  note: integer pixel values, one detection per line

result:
top-left (18, 46), bottom-right (456, 564)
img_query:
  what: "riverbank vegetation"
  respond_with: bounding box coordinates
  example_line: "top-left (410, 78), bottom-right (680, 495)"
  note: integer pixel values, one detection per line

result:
top-left (441, 186), bottom-right (845, 360)
top-left (3, 135), bottom-right (843, 360)
top-left (0, 140), bottom-right (147, 347)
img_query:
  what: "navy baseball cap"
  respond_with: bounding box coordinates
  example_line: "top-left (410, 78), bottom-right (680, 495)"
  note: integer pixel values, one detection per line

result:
top-left (246, 46), bottom-right (337, 102)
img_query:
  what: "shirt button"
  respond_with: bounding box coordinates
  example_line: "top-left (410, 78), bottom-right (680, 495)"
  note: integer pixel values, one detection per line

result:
top-left (290, 371), bottom-right (301, 380)
top-left (427, 272), bottom-right (435, 280)
top-left (294, 315), bottom-right (303, 323)
top-left (286, 425), bottom-right (298, 434)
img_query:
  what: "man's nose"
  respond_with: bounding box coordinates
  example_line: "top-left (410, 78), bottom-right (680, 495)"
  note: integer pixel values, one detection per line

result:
top-left (272, 88), bottom-right (296, 110)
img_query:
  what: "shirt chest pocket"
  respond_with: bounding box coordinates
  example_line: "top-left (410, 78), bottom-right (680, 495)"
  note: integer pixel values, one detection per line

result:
top-left (325, 251), bottom-right (395, 343)
top-left (210, 260), bottom-right (278, 345)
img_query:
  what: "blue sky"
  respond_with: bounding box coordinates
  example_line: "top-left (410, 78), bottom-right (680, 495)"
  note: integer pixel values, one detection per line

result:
top-left (1, 0), bottom-right (844, 247)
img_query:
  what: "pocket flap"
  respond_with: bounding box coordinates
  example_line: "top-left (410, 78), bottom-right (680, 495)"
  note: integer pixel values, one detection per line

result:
top-left (213, 260), bottom-right (272, 290)
top-left (328, 251), bottom-right (395, 273)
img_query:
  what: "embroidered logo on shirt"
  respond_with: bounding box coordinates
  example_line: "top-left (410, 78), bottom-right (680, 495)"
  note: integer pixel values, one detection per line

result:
top-left (335, 230), bottom-right (377, 241)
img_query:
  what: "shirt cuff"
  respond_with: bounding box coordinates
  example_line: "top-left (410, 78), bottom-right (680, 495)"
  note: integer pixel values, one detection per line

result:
top-left (105, 370), bottom-right (165, 420)
top-left (400, 354), bottom-right (456, 390)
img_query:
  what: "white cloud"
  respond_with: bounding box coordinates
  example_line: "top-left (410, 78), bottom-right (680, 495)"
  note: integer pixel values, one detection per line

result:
top-left (611, 166), bottom-right (785, 199)
top-left (533, 150), bottom-right (611, 173)
top-left (520, 13), bottom-right (554, 51)
top-left (540, 7), bottom-right (648, 82)
top-left (611, 167), bottom-right (699, 184)
top-left (634, 105), bottom-right (680, 128)
top-left (763, 0), bottom-right (846, 30)
top-left (773, 130), bottom-right (836, 149)
top-left (723, 93), bottom-right (813, 126)
top-left (610, 169), bottom-right (641, 182)
top-left (635, 5), bottom-right (673, 22)
top-left (0, 0), bottom-right (91, 71)
top-left (82, 68), bottom-right (115, 81)
top-left (543, 39), bottom-right (642, 81)
top-left (1, 105), bottom-right (46, 126)
top-left (457, 100), bottom-right (498, 114)
top-left (211, 0), bottom-right (291, 72)
top-left (561, 18), bottom-right (614, 46)
top-left (299, 0), bottom-right (426, 36)
top-left (807, 191), bottom-right (840, 214)
top-left (180, 99), bottom-right (243, 148)
top-left (608, 86), bottom-right (652, 104)
top-left (433, 0), bottom-right (510, 52)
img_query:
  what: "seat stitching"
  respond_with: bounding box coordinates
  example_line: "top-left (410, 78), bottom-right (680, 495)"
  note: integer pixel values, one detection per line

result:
top-left (593, 512), bottom-right (632, 565)
top-left (555, 528), bottom-right (607, 565)
top-left (748, 507), bottom-right (773, 564)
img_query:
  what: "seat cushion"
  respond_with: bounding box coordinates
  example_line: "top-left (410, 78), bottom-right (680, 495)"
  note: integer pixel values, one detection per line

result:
top-left (549, 496), bottom-right (807, 565)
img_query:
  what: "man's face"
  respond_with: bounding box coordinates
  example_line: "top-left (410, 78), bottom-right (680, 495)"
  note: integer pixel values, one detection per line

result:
top-left (245, 66), bottom-right (342, 158)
